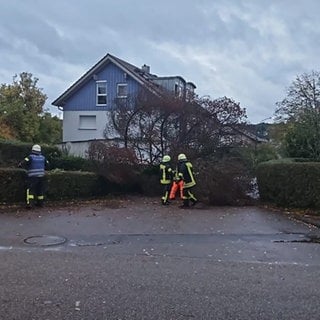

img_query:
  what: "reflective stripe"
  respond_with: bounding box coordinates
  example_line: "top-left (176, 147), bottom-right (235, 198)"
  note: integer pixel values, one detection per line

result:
top-left (162, 191), bottom-right (169, 202)
top-left (26, 189), bottom-right (34, 204)
top-left (183, 162), bottom-right (196, 188)
top-left (28, 169), bottom-right (45, 177)
top-left (187, 190), bottom-right (197, 201)
top-left (160, 164), bottom-right (171, 184)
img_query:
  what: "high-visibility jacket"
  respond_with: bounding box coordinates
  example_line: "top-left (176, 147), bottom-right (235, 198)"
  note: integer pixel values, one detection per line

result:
top-left (177, 159), bottom-right (196, 188)
top-left (159, 162), bottom-right (173, 185)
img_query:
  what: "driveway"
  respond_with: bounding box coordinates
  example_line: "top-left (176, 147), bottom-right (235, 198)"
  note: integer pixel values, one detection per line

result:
top-left (0, 196), bottom-right (320, 320)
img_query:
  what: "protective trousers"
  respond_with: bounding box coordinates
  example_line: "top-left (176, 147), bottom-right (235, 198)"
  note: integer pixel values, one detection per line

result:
top-left (169, 180), bottom-right (184, 200)
top-left (26, 177), bottom-right (45, 208)
top-left (181, 186), bottom-right (198, 207)
top-left (161, 183), bottom-right (172, 205)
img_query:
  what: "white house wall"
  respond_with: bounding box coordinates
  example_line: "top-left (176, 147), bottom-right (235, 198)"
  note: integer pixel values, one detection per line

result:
top-left (63, 110), bottom-right (116, 142)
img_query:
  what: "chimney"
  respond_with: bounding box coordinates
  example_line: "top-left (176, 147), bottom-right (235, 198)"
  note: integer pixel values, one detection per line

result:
top-left (141, 64), bottom-right (150, 73)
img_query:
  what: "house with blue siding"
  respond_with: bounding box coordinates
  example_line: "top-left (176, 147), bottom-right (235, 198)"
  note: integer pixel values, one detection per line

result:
top-left (52, 53), bottom-right (196, 156)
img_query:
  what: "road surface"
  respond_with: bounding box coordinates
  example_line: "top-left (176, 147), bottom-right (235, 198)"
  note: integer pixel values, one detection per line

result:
top-left (0, 197), bottom-right (319, 320)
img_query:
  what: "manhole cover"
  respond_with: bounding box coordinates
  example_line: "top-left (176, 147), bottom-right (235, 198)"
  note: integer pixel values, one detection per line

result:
top-left (24, 235), bottom-right (67, 246)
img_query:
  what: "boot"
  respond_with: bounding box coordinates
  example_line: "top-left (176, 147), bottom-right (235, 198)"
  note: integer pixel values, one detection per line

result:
top-left (190, 199), bottom-right (198, 206)
top-left (179, 199), bottom-right (189, 209)
top-left (36, 200), bottom-right (44, 207)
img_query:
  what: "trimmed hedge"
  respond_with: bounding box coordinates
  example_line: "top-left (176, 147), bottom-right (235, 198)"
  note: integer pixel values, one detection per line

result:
top-left (49, 156), bottom-right (95, 172)
top-left (46, 171), bottom-right (108, 200)
top-left (0, 168), bottom-right (26, 203)
top-left (0, 140), bottom-right (61, 168)
top-left (0, 168), bottom-right (109, 204)
top-left (256, 161), bottom-right (320, 208)
top-left (0, 139), bottom-right (161, 203)
top-left (0, 140), bottom-right (96, 172)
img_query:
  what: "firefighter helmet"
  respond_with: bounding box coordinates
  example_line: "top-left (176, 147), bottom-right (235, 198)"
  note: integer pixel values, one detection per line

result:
top-left (178, 153), bottom-right (187, 160)
top-left (32, 144), bottom-right (41, 154)
top-left (162, 155), bottom-right (171, 162)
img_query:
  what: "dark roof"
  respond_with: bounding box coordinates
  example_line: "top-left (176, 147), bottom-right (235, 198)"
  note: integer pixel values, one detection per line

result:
top-left (154, 76), bottom-right (186, 82)
top-left (52, 53), bottom-right (164, 106)
top-left (229, 124), bottom-right (269, 143)
top-left (186, 82), bottom-right (197, 89)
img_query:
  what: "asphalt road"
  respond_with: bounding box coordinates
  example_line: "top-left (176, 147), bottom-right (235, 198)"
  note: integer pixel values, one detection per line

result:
top-left (0, 197), bottom-right (320, 320)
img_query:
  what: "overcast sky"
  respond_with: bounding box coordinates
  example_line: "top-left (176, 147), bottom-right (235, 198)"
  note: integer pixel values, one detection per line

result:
top-left (1, 0), bottom-right (319, 123)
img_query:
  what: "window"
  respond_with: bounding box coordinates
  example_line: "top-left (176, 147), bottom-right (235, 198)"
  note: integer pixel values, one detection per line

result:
top-left (117, 83), bottom-right (127, 98)
top-left (174, 83), bottom-right (182, 97)
top-left (96, 81), bottom-right (107, 106)
top-left (79, 115), bottom-right (96, 130)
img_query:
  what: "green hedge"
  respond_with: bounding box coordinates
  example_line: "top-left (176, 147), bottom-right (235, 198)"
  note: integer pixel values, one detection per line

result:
top-left (49, 156), bottom-right (95, 171)
top-left (0, 140), bottom-right (99, 172)
top-left (256, 161), bottom-right (320, 208)
top-left (0, 169), bottom-right (109, 204)
top-left (0, 141), bottom-right (163, 204)
top-left (0, 140), bottom-right (61, 168)
top-left (0, 168), bottom-right (26, 203)
top-left (46, 171), bottom-right (108, 200)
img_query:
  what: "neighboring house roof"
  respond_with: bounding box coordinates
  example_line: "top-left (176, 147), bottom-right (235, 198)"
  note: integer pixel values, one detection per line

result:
top-left (229, 124), bottom-right (269, 143)
top-left (186, 82), bottom-right (197, 89)
top-left (52, 53), bottom-right (183, 107)
top-left (155, 76), bottom-right (186, 82)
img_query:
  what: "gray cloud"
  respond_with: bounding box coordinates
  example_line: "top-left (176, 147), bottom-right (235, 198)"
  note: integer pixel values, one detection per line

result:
top-left (0, 0), bottom-right (320, 122)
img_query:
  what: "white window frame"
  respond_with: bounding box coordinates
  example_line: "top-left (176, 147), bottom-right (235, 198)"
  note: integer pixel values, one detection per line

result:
top-left (117, 83), bottom-right (128, 98)
top-left (79, 115), bottom-right (97, 130)
top-left (96, 81), bottom-right (107, 106)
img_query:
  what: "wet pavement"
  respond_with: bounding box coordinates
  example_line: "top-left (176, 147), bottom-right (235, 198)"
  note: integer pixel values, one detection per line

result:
top-left (0, 196), bottom-right (320, 319)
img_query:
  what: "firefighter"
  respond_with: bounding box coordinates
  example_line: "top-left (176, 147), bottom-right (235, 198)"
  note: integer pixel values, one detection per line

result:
top-left (19, 144), bottom-right (49, 209)
top-left (159, 155), bottom-right (173, 205)
top-left (169, 166), bottom-right (184, 201)
top-left (177, 153), bottom-right (198, 208)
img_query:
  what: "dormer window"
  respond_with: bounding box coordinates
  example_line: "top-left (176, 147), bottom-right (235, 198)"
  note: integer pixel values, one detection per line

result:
top-left (117, 83), bottom-right (127, 98)
top-left (96, 81), bottom-right (107, 106)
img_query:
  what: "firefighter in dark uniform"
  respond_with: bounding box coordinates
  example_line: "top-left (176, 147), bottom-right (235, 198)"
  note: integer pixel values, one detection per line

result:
top-left (159, 155), bottom-right (173, 205)
top-left (19, 144), bottom-right (49, 208)
top-left (177, 153), bottom-right (198, 208)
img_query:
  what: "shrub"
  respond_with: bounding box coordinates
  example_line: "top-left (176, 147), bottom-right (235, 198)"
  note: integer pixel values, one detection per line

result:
top-left (0, 140), bottom-right (61, 168)
top-left (0, 168), bottom-right (109, 204)
top-left (87, 141), bottom-right (141, 191)
top-left (49, 155), bottom-right (94, 171)
top-left (0, 168), bottom-right (26, 202)
top-left (46, 170), bottom-right (107, 200)
top-left (195, 157), bottom-right (253, 205)
top-left (235, 144), bottom-right (279, 172)
top-left (256, 161), bottom-right (320, 208)
top-left (87, 141), bottom-right (138, 164)
top-left (0, 140), bottom-right (32, 167)
top-left (138, 165), bottom-right (161, 196)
